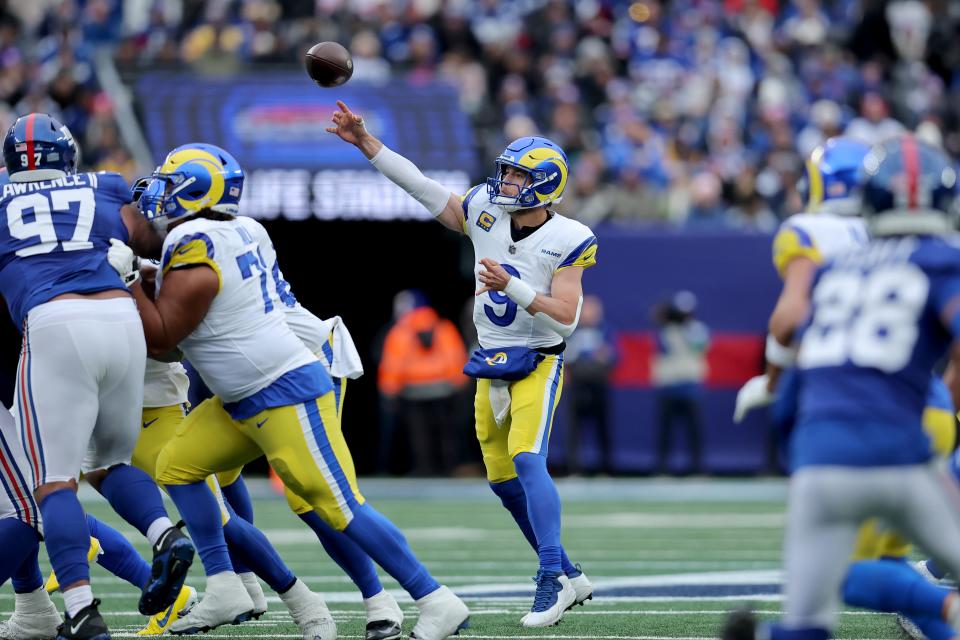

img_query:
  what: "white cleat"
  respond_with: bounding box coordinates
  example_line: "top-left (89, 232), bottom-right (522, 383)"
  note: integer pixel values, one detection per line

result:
top-left (567, 569), bottom-right (594, 609)
top-left (0, 587), bottom-right (61, 640)
top-left (915, 560), bottom-right (940, 583)
top-left (522, 572), bottom-right (576, 628)
top-left (410, 586), bottom-right (469, 640)
top-left (169, 572), bottom-right (255, 635)
top-left (239, 572), bottom-right (269, 619)
top-left (278, 578), bottom-right (337, 640)
top-left (363, 590), bottom-right (403, 640)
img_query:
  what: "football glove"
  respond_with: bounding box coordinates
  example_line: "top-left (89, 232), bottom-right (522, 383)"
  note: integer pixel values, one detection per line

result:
top-left (733, 374), bottom-right (774, 423)
top-left (108, 238), bottom-right (141, 287)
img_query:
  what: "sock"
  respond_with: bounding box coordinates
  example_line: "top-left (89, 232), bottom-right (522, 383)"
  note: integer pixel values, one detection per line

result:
top-left (513, 453), bottom-right (563, 574)
top-left (299, 509), bottom-right (383, 598)
top-left (223, 503), bottom-right (295, 593)
top-left (62, 584), bottom-right (93, 618)
top-left (843, 559), bottom-right (951, 618)
top-left (166, 482), bottom-right (232, 575)
top-left (909, 615), bottom-right (956, 640)
top-left (145, 517), bottom-right (176, 547)
top-left (221, 476), bottom-right (255, 522)
top-left (98, 464), bottom-right (170, 540)
top-left (0, 518), bottom-right (41, 587)
top-left (39, 489), bottom-right (91, 589)
top-left (11, 546), bottom-right (43, 594)
top-left (926, 558), bottom-right (948, 580)
top-left (14, 588), bottom-right (52, 614)
top-left (489, 477), bottom-right (578, 577)
top-left (343, 503), bottom-right (439, 600)
top-left (86, 515), bottom-right (151, 589)
top-left (220, 477), bottom-right (254, 574)
top-left (769, 624), bottom-right (830, 640)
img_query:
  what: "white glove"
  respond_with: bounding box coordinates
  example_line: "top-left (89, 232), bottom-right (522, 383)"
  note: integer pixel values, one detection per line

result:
top-left (733, 374), bottom-right (774, 423)
top-left (108, 238), bottom-right (140, 287)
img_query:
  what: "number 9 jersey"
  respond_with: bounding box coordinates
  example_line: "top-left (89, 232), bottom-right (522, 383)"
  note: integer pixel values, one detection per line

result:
top-left (794, 236), bottom-right (960, 469)
top-left (156, 216), bottom-right (319, 403)
top-left (0, 172), bottom-right (131, 328)
top-left (460, 185), bottom-right (598, 349)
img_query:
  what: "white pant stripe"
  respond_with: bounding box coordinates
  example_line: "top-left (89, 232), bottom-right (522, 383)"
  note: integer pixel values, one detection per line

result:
top-left (293, 403), bottom-right (353, 526)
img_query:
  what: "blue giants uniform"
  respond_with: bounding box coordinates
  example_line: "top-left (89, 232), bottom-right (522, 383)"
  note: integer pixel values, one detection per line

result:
top-left (0, 172), bottom-right (130, 328)
top-left (794, 235), bottom-right (960, 468)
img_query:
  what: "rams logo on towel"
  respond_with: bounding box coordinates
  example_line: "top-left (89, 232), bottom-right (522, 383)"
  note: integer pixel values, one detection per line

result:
top-left (485, 352), bottom-right (508, 366)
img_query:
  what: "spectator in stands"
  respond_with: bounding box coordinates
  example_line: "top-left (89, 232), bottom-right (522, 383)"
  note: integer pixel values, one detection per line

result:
top-left (652, 291), bottom-right (710, 476)
top-left (378, 290), bottom-right (469, 477)
top-left (565, 296), bottom-right (618, 476)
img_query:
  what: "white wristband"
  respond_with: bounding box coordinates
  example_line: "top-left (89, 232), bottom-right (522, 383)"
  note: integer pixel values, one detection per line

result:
top-left (502, 277), bottom-right (537, 309)
top-left (765, 334), bottom-right (797, 368)
top-left (370, 145), bottom-right (451, 217)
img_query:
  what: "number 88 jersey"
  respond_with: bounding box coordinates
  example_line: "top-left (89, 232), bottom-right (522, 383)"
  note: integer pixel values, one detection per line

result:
top-left (794, 235), bottom-right (960, 468)
top-left (461, 185), bottom-right (598, 349)
top-left (156, 216), bottom-right (317, 403)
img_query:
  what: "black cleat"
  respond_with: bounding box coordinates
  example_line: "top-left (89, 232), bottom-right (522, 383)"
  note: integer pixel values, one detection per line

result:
top-left (722, 608), bottom-right (758, 640)
top-left (139, 526), bottom-right (196, 616)
top-left (56, 599), bottom-right (110, 640)
top-left (365, 619), bottom-right (402, 640)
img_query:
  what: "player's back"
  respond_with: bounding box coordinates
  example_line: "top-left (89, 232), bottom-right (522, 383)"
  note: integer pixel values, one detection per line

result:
top-left (794, 235), bottom-right (960, 468)
top-left (0, 172), bottom-right (130, 327)
top-left (772, 212), bottom-right (868, 277)
top-left (157, 216), bottom-right (316, 402)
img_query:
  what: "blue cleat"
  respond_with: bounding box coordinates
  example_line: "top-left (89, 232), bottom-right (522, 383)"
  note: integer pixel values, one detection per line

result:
top-left (139, 526), bottom-right (195, 616)
top-left (521, 570), bottom-right (575, 628)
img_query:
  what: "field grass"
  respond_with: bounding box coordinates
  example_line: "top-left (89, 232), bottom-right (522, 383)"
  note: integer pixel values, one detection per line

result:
top-left (1, 478), bottom-right (910, 639)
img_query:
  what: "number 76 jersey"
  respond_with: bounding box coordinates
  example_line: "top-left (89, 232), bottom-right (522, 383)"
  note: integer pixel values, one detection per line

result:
top-left (461, 186), bottom-right (598, 349)
top-left (156, 216), bottom-right (317, 403)
top-left (794, 235), bottom-right (960, 468)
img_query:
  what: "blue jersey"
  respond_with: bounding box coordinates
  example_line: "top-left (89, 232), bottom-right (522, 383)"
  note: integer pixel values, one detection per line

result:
top-left (0, 172), bottom-right (130, 328)
top-left (794, 236), bottom-right (960, 468)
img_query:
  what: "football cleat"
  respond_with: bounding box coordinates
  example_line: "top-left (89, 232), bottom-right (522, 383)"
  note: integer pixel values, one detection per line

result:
top-left (278, 579), bottom-right (336, 640)
top-left (46, 538), bottom-right (101, 593)
top-left (137, 586), bottom-right (198, 636)
top-left (168, 572), bottom-right (254, 635)
top-left (721, 608), bottom-right (758, 640)
top-left (566, 565), bottom-right (594, 609)
top-left (521, 571), bottom-right (575, 628)
top-left (914, 560), bottom-right (941, 583)
top-left (239, 573), bottom-right (268, 619)
top-left (409, 586), bottom-right (469, 640)
top-left (0, 588), bottom-right (61, 639)
top-left (363, 590), bottom-right (403, 640)
top-left (140, 526), bottom-right (195, 616)
top-left (55, 599), bottom-right (109, 640)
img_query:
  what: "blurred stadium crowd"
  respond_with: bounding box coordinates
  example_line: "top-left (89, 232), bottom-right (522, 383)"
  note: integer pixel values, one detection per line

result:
top-left (1, 0), bottom-right (959, 230)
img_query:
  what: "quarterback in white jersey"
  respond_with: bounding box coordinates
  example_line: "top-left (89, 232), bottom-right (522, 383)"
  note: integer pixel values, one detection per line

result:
top-left (329, 100), bottom-right (595, 628)
top-left (734, 137), bottom-right (870, 422)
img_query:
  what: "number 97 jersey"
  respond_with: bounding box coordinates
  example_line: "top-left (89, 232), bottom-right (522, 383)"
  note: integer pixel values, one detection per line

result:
top-left (794, 235), bottom-right (960, 468)
top-left (461, 186), bottom-right (598, 349)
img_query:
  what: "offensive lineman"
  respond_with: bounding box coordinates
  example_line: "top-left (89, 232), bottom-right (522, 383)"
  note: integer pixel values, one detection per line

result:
top-left (327, 100), bottom-right (594, 627)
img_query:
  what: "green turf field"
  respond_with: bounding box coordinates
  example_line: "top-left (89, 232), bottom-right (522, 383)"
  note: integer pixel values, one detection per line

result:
top-left (2, 478), bottom-right (910, 639)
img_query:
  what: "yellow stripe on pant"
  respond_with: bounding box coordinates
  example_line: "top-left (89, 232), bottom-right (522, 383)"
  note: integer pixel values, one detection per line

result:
top-left (850, 405), bottom-right (957, 560)
top-left (475, 354), bottom-right (564, 483)
top-left (155, 391), bottom-right (365, 531)
top-left (135, 404), bottom-right (231, 525)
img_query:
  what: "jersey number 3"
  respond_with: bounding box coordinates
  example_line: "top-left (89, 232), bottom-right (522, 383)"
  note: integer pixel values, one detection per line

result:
top-left (6, 189), bottom-right (95, 257)
top-left (798, 264), bottom-right (928, 372)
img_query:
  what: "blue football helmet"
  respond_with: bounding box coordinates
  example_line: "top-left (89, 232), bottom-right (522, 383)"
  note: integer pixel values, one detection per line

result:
top-left (800, 136), bottom-right (871, 216)
top-left (139, 143), bottom-right (245, 232)
top-left (2, 113), bottom-right (79, 182)
top-left (486, 136), bottom-right (569, 212)
top-left (861, 134), bottom-right (958, 236)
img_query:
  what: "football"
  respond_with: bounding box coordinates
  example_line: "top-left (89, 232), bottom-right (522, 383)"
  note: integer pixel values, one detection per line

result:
top-left (304, 41), bottom-right (354, 88)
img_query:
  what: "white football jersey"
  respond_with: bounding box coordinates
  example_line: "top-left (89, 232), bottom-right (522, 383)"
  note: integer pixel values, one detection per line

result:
top-left (143, 359), bottom-right (189, 408)
top-left (156, 217), bottom-right (316, 403)
top-left (772, 212), bottom-right (868, 278)
top-left (461, 186), bottom-right (598, 349)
